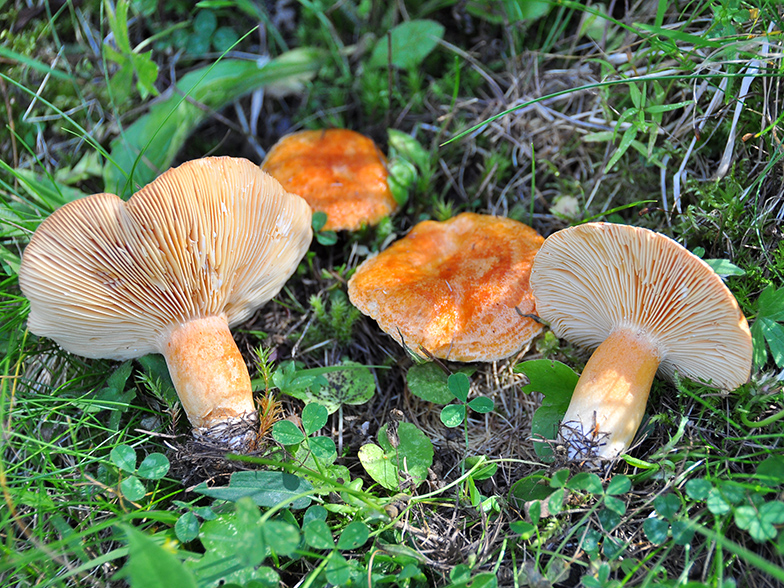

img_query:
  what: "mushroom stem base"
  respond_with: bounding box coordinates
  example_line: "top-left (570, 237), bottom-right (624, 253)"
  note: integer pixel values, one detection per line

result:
top-left (162, 315), bottom-right (258, 450)
top-left (558, 328), bottom-right (660, 461)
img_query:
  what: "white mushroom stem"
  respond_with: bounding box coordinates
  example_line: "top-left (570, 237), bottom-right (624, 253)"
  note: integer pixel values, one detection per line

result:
top-left (162, 315), bottom-right (257, 450)
top-left (559, 328), bottom-right (661, 460)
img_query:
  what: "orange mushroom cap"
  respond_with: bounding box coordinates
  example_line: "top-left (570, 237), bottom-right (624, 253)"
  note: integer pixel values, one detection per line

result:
top-left (261, 129), bottom-right (397, 231)
top-left (348, 212), bottom-right (544, 362)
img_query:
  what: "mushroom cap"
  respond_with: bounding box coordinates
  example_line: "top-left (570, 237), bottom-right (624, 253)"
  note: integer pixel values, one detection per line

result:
top-left (19, 157), bottom-right (312, 360)
top-left (261, 129), bottom-right (397, 231)
top-left (530, 222), bottom-right (752, 390)
top-left (347, 212), bottom-right (544, 362)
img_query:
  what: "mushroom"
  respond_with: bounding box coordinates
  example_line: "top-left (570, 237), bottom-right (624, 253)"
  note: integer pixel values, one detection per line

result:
top-left (348, 212), bottom-right (544, 362)
top-left (529, 222), bottom-right (752, 460)
top-left (261, 129), bottom-right (397, 231)
top-left (18, 157), bottom-right (312, 450)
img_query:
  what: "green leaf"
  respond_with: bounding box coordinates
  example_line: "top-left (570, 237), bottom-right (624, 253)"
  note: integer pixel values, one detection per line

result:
top-left (308, 436), bottom-right (337, 464)
top-left (447, 372), bottom-right (470, 402)
top-left (137, 453), bottom-right (169, 480)
top-left (510, 521), bottom-right (537, 540)
top-left (468, 396), bottom-right (494, 414)
top-left (358, 422), bottom-right (434, 490)
top-left (104, 49), bottom-right (326, 196)
top-left (654, 494), bottom-right (681, 520)
top-left (509, 471), bottom-right (554, 504)
top-left (604, 124), bottom-right (639, 173)
top-left (368, 20), bottom-right (445, 70)
top-left (707, 487), bottom-right (731, 515)
top-left (311, 211), bottom-right (328, 232)
top-left (671, 520), bottom-right (695, 546)
top-left (598, 507), bottom-right (621, 532)
top-left (387, 129), bottom-right (430, 172)
top-left (604, 496), bottom-right (627, 516)
top-left (303, 519), bottom-right (334, 550)
top-left (440, 404), bottom-right (466, 428)
top-left (704, 258), bottom-right (746, 277)
top-left (759, 318), bottom-right (784, 368)
top-left (194, 500), bottom-right (268, 584)
top-left (325, 551), bottom-right (352, 586)
top-left (272, 420), bottom-right (305, 445)
top-left (261, 520), bottom-right (300, 556)
top-left (336, 521), bottom-right (369, 551)
top-left (517, 360), bottom-right (579, 460)
top-left (302, 403), bottom-right (328, 436)
top-left (643, 517), bottom-right (669, 545)
top-left (319, 361), bottom-right (376, 413)
top-left (734, 501), bottom-right (784, 542)
top-left (464, 456), bottom-right (497, 481)
top-left (758, 285), bottom-right (784, 321)
top-left (606, 475), bottom-right (631, 496)
top-left (111, 445), bottom-right (137, 473)
top-left (406, 363), bottom-right (455, 405)
top-left (195, 471), bottom-right (313, 509)
top-left (756, 455), bottom-right (784, 486)
top-left (175, 512), bottom-right (200, 543)
top-left (119, 525), bottom-right (197, 588)
top-left (567, 472), bottom-right (603, 494)
top-left (121, 476), bottom-right (146, 502)
top-left (686, 478), bottom-right (713, 501)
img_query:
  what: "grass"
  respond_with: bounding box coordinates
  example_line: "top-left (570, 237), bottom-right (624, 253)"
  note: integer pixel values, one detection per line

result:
top-left (1, 0), bottom-right (784, 586)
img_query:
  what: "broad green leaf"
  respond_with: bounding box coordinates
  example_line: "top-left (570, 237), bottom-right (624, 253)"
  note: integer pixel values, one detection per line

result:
top-left (653, 494), bottom-right (681, 520)
top-left (447, 373), bottom-right (470, 402)
top-left (336, 521), bottom-right (369, 551)
top-left (272, 420), bottom-right (305, 446)
top-left (685, 478), bottom-right (713, 501)
top-left (195, 471), bottom-right (313, 509)
top-left (359, 422), bottom-right (433, 490)
top-left (137, 453), bottom-right (170, 480)
top-left (509, 471), bottom-right (554, 504)
top-left (464, 456), bottom-right (497, 481)
top-left (325, 551), bottom-right (352, 586)
top-left (517, 359), bottom-right (579, 460)
top-left (317, 361), bottom-right (376, 413)
top-left (368, 20), bottom-right (445, 70)
top-left (706, 487), bottom-right (731, 515)
top-left (13, 168), bottom-right (90, 212)
top-left (643, 517), bottom-right (669, 545)
top-left (111, 445), bottom-right (137, 473)
top-left (758, 285), bottom-right (784, 321)
top-left (604, 495), bottom-right (626, 516)
top-left (121, 476), bottom-right (146, 501)
top-left (175, 512), bottom-right (200, 543)
top-left (756, 455), bottom-right (784, 486)
top-left (193, 501), bottom-right (268, 585)
top-left (303, 519), bottom-right (334, 549)
top-left (670, 520), bottom-right (695, 546)
top-left (261, 520), bottom-right (300, 556)
top-left (302, 403), bottom-right (328, 436)
top-left (567, 472), bottom-right (602, 494)
top-left (387, 129), bottom-right (430, 172)
top-left (510, 521), bottom-right (537, 540)
top-left (468, 396), bottom-right (494, 414)
top-left (119, 524), bottom-right (197, 588)
top-left (406, 363), bottom-right (454, 404)
top-left (734, 501), bottom-right (784, 542)
top-left (104, 49), bottom-right (326, 196)
top-left (704, 258), bottom-right (746, 277)
top-left (606, 475), bottom-right (631, 496)
top-left (308, 436), bottom-right (337, 463)
top-left (440, 404), bottom-right (466, 428)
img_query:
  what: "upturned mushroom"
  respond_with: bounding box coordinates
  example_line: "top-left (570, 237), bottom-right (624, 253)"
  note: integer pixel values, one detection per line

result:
top-left (529, 222), bottom-right (752, 461)
top-left (18, 157), bottom-right (312, 451)
top-left (261, 128), bottom-right (397, 231)
top-left (348, 212), bottom-right (544, 362)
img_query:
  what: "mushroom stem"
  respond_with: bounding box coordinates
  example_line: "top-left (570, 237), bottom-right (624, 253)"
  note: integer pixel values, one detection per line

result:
top-left (162, 315), bottom-right (258, 450)
top-left (558, 328), bottom-right (660, 460)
